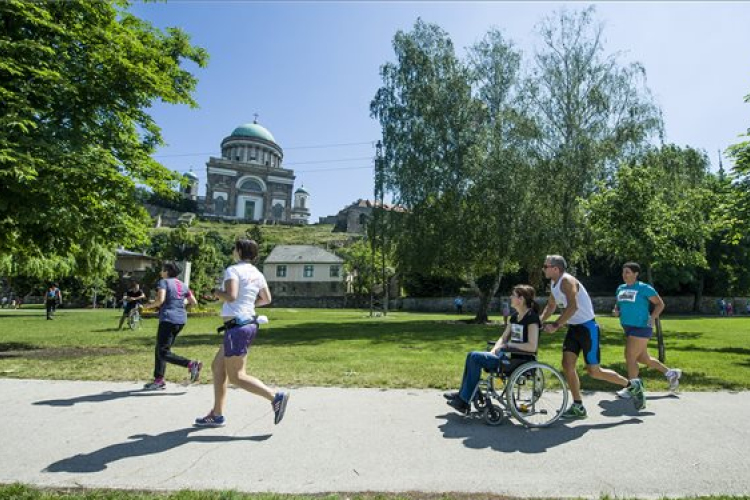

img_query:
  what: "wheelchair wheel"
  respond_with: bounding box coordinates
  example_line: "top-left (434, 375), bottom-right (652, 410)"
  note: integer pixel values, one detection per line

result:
top-left (483, 403), bottom-right (505, 426)
top-left (473, 390), bottom-right (489, 412)
top-left (128, 312), bottom-right (140, 330)
top-left (506, 362), bottom-right (568, 428)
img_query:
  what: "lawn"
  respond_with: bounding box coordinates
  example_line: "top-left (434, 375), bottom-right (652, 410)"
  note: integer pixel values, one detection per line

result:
top-left (0, 306), bottom-right (748, 391)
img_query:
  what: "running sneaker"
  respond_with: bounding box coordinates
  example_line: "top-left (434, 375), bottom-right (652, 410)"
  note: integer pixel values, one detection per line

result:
top-left (189, 360), bottom-right (203, 383)
top-left (561, 403), bottom-right (587, 420)
top-left (273, 391), bottom-right (290, 425)
top-left (443, 390), bottom-right (459, 400)
top-left (143, 380), bottom-right (165, 391)
top-left (628, 378), bottom-right (646, 410)
top-left (194, 412), bottom-right (226, 427)
top-left (666, 368), bottom-right (682, 392)
top-left (616, 387), bottom-right (632, 399)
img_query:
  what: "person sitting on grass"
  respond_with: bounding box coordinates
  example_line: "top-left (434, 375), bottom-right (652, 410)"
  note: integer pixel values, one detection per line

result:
top-left (444, 284), bottom-right (540, 414)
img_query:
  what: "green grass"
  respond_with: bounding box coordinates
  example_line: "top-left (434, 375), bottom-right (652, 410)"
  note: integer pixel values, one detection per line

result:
top-left (1, 485), bottom-right (748, 500)
top-left (0, 307), bottom-right (748, 391)
top-left (152, 222), bottom-right (353, 248)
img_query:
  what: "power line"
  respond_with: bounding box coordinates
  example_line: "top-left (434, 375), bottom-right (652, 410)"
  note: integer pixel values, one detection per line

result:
top-left (152, 140), bottom-right (375, 158)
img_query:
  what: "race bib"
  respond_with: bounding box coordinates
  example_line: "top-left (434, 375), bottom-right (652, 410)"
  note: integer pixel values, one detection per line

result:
top-left (618, 289), bottom-right (638, 302)
top-left (511, 324), bottom-right (524, 343)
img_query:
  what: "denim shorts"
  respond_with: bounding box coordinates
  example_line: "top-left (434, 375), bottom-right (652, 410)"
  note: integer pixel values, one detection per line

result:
top-left (623, 325), bottom-right (653, 339)
top-left (223, 323), bottom-right (258, 357)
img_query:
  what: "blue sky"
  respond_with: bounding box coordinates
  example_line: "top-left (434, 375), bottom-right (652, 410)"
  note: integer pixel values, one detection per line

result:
top-left (131, 1), bottom-right (750, 222)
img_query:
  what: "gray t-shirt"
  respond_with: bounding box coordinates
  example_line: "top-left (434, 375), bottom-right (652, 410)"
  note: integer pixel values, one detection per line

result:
top-left (157, 278), bottom-right (191, 325)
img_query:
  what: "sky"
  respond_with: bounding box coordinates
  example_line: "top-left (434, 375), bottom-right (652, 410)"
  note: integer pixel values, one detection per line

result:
top-left (130, 1), bottom-right (750, 222)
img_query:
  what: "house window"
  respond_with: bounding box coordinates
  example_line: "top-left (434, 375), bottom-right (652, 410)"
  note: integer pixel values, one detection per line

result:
top-left (304, 265), bottom-right (314, 278)
top-left (329, 265), bottom-right (339, 278)
top-left (276, 265), bottom-right (287, 278)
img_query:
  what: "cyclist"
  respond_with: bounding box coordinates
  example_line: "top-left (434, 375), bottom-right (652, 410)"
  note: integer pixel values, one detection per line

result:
top-left (119, 280), bottom-right (146, 330)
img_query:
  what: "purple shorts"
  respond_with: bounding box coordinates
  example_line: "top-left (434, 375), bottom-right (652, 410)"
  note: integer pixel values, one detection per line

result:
top-left (223, 323), bottom-right (258, 357)
top-left (623, 325), bottom-right (653, 339)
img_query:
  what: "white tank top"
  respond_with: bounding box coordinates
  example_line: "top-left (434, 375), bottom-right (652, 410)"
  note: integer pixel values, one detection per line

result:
top-left (550, 272), bottom-right (595, 325)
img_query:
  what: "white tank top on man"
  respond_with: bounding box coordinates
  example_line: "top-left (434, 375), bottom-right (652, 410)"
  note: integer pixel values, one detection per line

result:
top-left (550, 272), bottom-right (596, 325)
top-left (221, 262), bottom-right (268, 320)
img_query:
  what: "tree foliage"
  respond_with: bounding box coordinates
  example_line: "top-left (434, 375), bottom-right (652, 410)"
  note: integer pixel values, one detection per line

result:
top-left (0, 0), bottom-right (208, 279)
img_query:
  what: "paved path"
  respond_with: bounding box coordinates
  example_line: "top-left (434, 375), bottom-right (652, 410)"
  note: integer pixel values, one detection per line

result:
top-left (2, 379), bottom-right (749, 498)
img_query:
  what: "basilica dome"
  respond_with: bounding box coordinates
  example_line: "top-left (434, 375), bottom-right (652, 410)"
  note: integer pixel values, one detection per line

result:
top-left (230, 122), bottom-right (276, 143)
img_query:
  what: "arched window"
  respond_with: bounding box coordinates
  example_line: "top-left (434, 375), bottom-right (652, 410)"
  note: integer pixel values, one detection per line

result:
top-left (239, 178), bottom-right (264, 192)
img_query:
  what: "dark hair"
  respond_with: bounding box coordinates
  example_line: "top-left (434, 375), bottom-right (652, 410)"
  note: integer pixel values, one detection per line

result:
top-left (162, 261), bottom-right (181, 278)
top-left (235, 239), bottom-right (259, 262)
top-left (623, 262), bottom-right (641, 275)
top-left (512, 284), bottom-right (540, 313)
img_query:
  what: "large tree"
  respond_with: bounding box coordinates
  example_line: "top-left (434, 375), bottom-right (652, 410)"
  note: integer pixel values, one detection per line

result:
top-left (526, 6), bottom-right (663, 263)
top-left (0, 0), bottom-right (208, 279)
top-left (371, 21), bottom-right (539, 322)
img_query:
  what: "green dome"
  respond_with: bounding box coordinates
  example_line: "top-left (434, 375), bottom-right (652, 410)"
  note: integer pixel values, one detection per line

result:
top-left (184, 170), bottom-right (199, 181)
top-left (231, 122), bottom-right (276, 143)
top-left (295, 186), bottom-right (309, 195)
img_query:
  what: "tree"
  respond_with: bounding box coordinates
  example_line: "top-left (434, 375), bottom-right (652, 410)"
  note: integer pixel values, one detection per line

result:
top-left (371, 21), bottom-right (538, 322)
top-left (526, 6), bottom-right (662, 263)
top-left (585, 145), bottom-right (714, 359)
top-left (0, 0), bottom-right (208, 279)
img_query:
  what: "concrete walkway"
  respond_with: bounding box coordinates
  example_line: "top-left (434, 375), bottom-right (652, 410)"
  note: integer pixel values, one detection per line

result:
top-left (1, 379), bottom-right (749, 498)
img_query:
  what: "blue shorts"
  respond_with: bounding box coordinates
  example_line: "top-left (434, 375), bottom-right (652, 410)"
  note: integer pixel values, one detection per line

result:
top-left (223, 323), bottom-right (258, 357)
top-left (562, 319), bottom-right (601, 365)
top-left (623, 325), bottom-right (653, 339)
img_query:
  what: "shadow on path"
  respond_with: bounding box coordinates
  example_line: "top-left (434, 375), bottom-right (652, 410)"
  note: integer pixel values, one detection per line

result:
top-left (438, 412), bottom-right (642, 453)
top-left (34, 388), bottom-right (188, 407)
top-left (45, 427), bottom-right (272, 473)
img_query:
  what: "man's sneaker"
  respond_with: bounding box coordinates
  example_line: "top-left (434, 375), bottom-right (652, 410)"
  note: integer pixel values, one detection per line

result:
top-left (143, 380), bottom-right (165, 391)
top-left (446, 397), bottom-right (471, 415)
top-left (628, 379), bottom-right (646, 410)
top-left (272, 392), bottom-right (290, 425)
top-left (194, 412), bottom-right (226, 427)
top-left (443, 390), bottom-right (459, 400)
top-left (666, 369), bottom-right (682, 392)
top-left (189, 361), bottom-right (203, 383)
top-left (616, 387), bottom-right (633, 399)
top-left (561, 403), bottom-right (587, 419)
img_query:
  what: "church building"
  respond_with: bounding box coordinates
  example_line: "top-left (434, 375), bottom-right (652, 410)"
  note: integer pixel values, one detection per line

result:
top-left (202, 120), bottom-right (310, 224)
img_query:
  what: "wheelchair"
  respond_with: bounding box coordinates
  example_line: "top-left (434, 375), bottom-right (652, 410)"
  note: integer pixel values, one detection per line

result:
top-left (469, 346), bottom-right (569, 428)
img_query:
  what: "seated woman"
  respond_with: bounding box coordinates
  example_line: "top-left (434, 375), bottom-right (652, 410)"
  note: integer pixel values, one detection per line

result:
top-left (445, 284), bottom-right (541, 414)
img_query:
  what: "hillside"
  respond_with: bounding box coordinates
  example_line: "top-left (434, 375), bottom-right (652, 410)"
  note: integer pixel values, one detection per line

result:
top-left (151, 220), bottom-right (359, 249)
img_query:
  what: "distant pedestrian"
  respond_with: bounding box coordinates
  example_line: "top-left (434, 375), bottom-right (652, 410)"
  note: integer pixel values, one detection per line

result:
top-left (195, 239), bottom-right (289, 428)
top-left (501, 300), bottom-right (511, 326)
top-left (746, 301), bottom-right (750, 315)
top-left (1, 296), bottom-right (7, 308)
top-left (612, 262), bottom-right (681, 395)
top-left (717, 298), bottom-right (726, 316)
top-left (454, 296), bottom-right (464, 315)
top-left (143, 261), bottom-right (201, 390)
top-left (726, 300), bottom-right (734, 316)
top-left (45, 283), bottom-right (62, 320)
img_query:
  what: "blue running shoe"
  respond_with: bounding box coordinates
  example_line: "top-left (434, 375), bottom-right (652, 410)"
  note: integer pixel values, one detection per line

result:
top-left (272, 391), bottom-right (290, 425)
top-left (195, 412), bottom-right (225, 427)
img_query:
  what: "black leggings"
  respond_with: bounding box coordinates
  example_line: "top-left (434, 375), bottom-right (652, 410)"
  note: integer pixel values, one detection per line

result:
top-left (154, 321), bottom-right (190, 379)
top-left (46, 300), bottom-right (57, 319)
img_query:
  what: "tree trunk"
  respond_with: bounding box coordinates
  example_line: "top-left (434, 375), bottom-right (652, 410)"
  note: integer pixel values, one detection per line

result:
top-left (647, 266), bottom-right (666, 363)
top-left (693, 273), bottom-right (705, 313)
top-left (468, 269), bottom-right (503, 324)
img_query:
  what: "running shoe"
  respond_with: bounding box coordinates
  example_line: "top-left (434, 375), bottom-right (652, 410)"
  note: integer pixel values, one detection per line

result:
top-left (446, 397), bottom-right (471, 415)
top-left (616, 387), bottom-right (632, 399)
top-left (189, 360), bottom-right (203, 383)
top-left (194, 412), bottom-right (226, 427)
top-left (143, 380), bottom-right (165, 391)
top-left (628, 378), bottom-right (646, 410)
top-left (666, 369), bottom-right (682, 392)
top-left (561, 403), bottom-right (587, 419)
top-left (443, 390), bottom-right (460, 400)
top-left (273, 391), bottom-right (290, 425)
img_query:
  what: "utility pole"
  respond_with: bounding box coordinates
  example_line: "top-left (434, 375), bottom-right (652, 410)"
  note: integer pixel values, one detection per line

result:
top-left (375, 140), bottom-right (388, 316)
